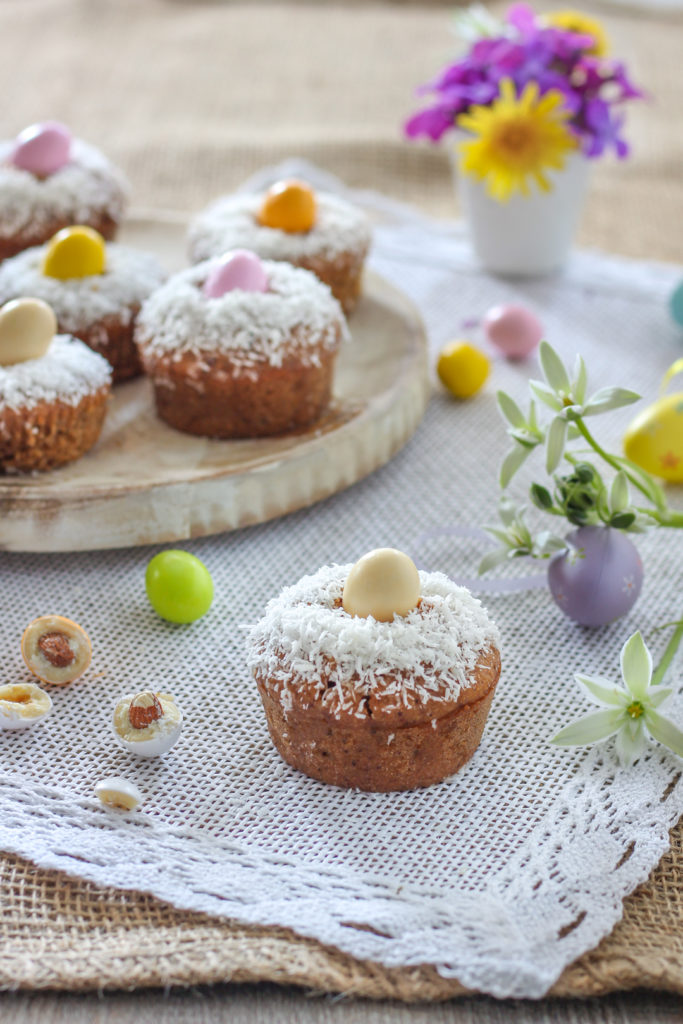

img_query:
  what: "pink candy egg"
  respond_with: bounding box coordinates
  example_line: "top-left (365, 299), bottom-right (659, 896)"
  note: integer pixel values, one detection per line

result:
top-left (10, 121), bottom-right (72, 177)
top-left (483, 304), bottom-right (543, 360)
top-left (203, 250), bottom-right (268, 298)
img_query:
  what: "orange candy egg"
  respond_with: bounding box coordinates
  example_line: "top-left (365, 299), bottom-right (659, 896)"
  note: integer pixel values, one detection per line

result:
top-left (258, 180), bottom-right (316, 233)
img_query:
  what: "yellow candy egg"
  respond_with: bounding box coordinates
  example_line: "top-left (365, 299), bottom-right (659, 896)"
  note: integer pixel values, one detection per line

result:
top-left (342, 548), bottom-right (421, 622)
top-left (258, 180), bottom-right (316, 233)
top-left (623, 394), bottom-right (683, 483)
top-left (437, 340), bottom-right (490, 399)
top-left (0, 297), bottom-right (57, 366)
top-left (42, 225), bottom-right (106, 280)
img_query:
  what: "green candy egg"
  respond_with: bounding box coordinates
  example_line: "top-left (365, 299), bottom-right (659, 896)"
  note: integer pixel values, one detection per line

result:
top-left (145, 550), bottom-right (214, 623)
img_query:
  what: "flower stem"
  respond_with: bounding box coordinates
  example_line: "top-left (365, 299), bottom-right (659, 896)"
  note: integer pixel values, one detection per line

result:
top-left (575, 418), bottom-right (649, 498)
top-left (652, 619), bottom-right (683, 687)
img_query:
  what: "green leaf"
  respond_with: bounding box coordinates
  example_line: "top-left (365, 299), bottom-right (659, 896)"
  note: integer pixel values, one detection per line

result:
top-left (612, 455), bottom-right (667, 512)
top-left (500, 445), bottom-right (531, 488)
top-left (485, 527), bottom-right (515, 545)
top-left (497, 391), bottom-right (526, 429)
top-left (645, 710), bottom-right (683, 758)
top-left (575, 673), bottom-right (627, 708)
top-left (610, 512), bottom-right (636, 529)
top-left (610, 471), bottom-right (630, 514)
top-left (539, 341), bottom-right (570, 394)
top-left (551, 708), bottom-right (624, 746)
top-left (478, 547), bottom-right (511, 575)
top-left (582, 387), bottom-right (641, 416)
top-left (530, 483), bottom-right (553, 510)
top-left (529, 379), bottom-right (563, 413)
top-left (620, 631), bottom-right (653, 699)
top-left (546, 416), bottom-right (567, 474)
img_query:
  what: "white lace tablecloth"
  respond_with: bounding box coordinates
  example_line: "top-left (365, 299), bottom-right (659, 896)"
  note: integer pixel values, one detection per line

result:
top-left (2, 162), bottom-right (683, 999)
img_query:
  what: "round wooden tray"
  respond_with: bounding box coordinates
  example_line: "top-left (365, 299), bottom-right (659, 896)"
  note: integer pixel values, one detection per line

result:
top-left (0, 216), bottom-right (430, 552)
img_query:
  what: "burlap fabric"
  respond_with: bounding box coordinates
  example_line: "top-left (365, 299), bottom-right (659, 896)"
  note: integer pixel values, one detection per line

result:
top-left (1, 0), bottom-right (682, 1000)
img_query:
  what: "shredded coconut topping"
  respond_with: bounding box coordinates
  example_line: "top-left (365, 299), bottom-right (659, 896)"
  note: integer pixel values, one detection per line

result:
top-left (0, 244), bottom-right (166, 333)
top-left (0, 335), bottom-right (111, 411)
top-left (0, 138), bottom-right (129, 240)
top-left (135, 258), bottom-right (348, 372)
top-left (247, 564), bottom-right (500, 715)
top-left (188, 191), bottom-right (372, 265)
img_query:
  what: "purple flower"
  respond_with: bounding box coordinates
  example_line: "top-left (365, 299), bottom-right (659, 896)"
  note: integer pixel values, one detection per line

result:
top-left (506, 3), bottom-right (537, 35)
top-left (404, 105), bottom-right (455, 142)
top-left (583, 98), bottom-right (629, 158)
top-left (402, 3), bottom-right (643, 156)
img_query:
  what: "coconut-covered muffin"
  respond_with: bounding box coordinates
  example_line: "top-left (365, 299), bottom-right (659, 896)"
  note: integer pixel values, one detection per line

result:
top-left (248, 551), bottom-right (502, 792)
top-left (0, 323), bottom-right (112, 473)
top-left (135, 250), bottom-right (349, 439)
top-left (188, 182), bottom-right (371, 315)
top-left (0, 229), bottom-right (166, 382)
top-left (0, 122), bottom-right (128, 261)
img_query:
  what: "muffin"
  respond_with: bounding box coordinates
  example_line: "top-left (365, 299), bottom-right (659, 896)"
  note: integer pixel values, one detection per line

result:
top-left (0, 227), bottom-right (166, 383)
top-left (0, 298), bottom-right (112, 473)
top-left (0, 122), bottom-right (128, 261)
top-left (248, 550), bottom-right (502, 791)
top-left (188, 180), bottom-right (371, 315)
top-left (135, 250), bottom-right (348, 439)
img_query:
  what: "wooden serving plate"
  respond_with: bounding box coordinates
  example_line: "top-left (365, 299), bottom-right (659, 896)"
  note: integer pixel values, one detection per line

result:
top-left (0, 216), bottom-right (430, 552)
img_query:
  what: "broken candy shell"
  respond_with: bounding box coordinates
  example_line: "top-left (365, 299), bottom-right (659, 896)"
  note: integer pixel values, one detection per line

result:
top-left (0, 682), bottom-right (52, 731)
top-left (21, 614), bottom-right (92, 686)
top-left (95, 777), bottom-right (143, 811)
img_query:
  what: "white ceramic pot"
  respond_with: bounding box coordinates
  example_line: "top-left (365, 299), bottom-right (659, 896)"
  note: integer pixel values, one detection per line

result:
top-left (452, 147), bottom-right (590, 277)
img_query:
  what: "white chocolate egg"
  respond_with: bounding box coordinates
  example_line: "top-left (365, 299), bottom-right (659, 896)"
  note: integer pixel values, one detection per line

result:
top-left (95, 776), bottom-right (143, 811)
top-left (0, 682), bottom-right (52, 731)
top-left (112, 691), bottom-right (183, 758)
top-left (342, 548), bottom-right (421, 622)
top-left (0, 298), bottom-right (57, 367)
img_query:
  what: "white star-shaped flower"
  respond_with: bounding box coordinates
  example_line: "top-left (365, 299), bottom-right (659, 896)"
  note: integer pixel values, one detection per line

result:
top-left (551, 631), bottom-right (683, 766)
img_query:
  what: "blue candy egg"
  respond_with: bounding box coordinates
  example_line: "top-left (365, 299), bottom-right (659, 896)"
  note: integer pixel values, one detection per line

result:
top-left (670, 281), bottom-right (683, 329)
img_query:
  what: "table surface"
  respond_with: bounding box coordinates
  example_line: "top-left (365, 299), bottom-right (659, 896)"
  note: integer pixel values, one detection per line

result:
top-left (2, 0), bottom-right (683, 1020)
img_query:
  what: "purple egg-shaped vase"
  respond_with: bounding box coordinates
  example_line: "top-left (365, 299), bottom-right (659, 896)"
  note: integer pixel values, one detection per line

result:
top-left (547, 525), bottom-right (643, 627)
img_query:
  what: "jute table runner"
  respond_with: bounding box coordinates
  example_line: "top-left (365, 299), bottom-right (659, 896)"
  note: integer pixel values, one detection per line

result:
top-left (1, 0), bottom-right (682, 999)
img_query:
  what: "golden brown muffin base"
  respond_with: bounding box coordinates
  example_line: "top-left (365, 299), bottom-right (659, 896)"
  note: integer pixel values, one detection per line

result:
top-left (141, 333), bottom-right (341, 439)
top-left (71, 308), bottom-right (142, 384)
top-left (0, 210), bottom-right (119, 263)
top-left (255, 646), bottom-right (501, 792)
top-left (291, 244), bottom-right (368, 316)
top-left (0, 385), bottom-right (109, 473)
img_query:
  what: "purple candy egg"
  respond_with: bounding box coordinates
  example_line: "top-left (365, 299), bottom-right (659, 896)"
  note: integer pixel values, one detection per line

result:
top-left (547, 526), bottom-right (643, 627)
top-left (10, 121), bottom-right (72, 177)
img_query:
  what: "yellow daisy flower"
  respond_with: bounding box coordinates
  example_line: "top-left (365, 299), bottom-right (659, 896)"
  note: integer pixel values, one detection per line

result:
top-left (457, 79), bottom-right (577, 203)
top-left (546, 9), bottom-right (609, 57)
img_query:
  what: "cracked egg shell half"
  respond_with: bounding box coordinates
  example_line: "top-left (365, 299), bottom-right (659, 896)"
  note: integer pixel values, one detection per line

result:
top-left (0, 682), bottom-right (52, 731)
top-left (95, 776), bottom-right (143, 811)
top-left (112, 690), bottom-right (183, 757)
top-left (21, 615), bottom-right (91, 685)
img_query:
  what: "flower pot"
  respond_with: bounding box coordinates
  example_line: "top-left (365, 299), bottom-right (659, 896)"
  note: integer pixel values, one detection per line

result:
top-left (451, 148), bottom-right (590, 277)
